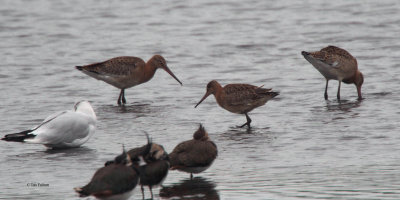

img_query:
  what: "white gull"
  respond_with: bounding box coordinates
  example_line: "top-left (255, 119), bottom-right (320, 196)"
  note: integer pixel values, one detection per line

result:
top-left (2, 101), bottom-right (96, 149)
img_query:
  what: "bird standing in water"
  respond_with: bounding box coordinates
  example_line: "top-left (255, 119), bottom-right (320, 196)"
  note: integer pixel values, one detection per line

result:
top-left (105, 135), bottom-right (169, 199)
top-left (76, 55), bottom-right (182, 105)
top-left (195, 80), bottom-right (279, 128)
top-left (302, 45), bottom-right (364, 100)
top-left (169, 124), bottom-right (218, 179)
top-left (74, 147), bottom-right (140, 200)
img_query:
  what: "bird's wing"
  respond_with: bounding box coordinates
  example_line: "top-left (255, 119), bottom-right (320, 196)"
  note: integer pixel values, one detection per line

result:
top-left (140, 160), bottom-right (169, 182)
top-left (170, 141), bottom-right (217, 167)
top-left (127, 145), bottom-right (148, 158)
top-left (26, 111), bottom-right (95, 144)
top-left (30, 111), bottom-right (68, 131)
top-left (224, 84), bottom-right (267, 106)
top-left (82, 165), bottom-right (138, 196)
top-left (194, 142), bottom-right (218, 165)
top-left (318, 46), bottom-right (357, 69)
top-left (169, 141), bottom-right (193, 166)
top-left (321, 46), bottom-right (354, 60)
top-left (307, 50), bottom-right (339, 68)
top-left (80, 56), bottom-right (145, 77)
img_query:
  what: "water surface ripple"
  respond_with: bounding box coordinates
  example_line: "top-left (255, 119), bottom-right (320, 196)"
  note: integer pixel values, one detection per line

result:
top-left (1, 0), bottom-right (399, 199)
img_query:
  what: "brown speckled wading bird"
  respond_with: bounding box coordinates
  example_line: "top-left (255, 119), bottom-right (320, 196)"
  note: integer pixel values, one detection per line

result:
top-left (195, 80), bottom-right (279, 128)
top-left (76, 55), bottom-right (182, 105)
top-left (169, 124), bottom-right (217, 179)
top-left (302, 46), bottom-right (364, 100)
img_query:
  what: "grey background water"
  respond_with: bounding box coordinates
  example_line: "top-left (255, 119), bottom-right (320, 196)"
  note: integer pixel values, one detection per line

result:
top-left (0, 0), bottom-right (399, 199)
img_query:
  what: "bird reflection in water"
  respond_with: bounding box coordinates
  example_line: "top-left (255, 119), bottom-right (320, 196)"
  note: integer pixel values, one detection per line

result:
top-left (160, 177), bottom-right (219, 200)
top-left (325, 99), bottom-right (362, 113)
top-left (98, 103), bottom-right (153, 114)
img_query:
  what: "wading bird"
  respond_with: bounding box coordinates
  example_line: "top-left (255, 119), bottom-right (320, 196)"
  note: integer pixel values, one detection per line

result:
top-left (195, 80), bottom-right (279, 128)
top-left (169, 124), bottom-right (217, 179)
top-left (302, 45), bottom-right (364, 100)
top-left (76, 55), bottom-right (182, 105)
top-left (74, 147), bottom-right (141, 200)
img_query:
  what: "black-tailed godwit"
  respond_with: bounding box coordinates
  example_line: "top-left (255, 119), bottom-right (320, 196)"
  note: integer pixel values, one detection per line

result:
top-left (195, 81), bottom-right (279, 128)
top-left (302, 45), bottom-right (364, 100)
top-left (76, 55), bottom-right (182, 105)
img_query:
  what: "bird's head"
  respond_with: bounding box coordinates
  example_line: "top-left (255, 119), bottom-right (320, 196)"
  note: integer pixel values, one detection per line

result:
top-left (151, 55), bottom-right (182, 85)
top-left (195, 80), bottom-right (221, 108)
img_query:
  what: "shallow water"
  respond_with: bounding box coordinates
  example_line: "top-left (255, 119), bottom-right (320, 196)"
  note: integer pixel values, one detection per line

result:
top-left (1, 0), bottom-right (400, 199)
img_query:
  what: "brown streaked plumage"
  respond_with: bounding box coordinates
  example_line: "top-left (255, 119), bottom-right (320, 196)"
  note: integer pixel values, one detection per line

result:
top-left (76, 55), bottom-right (182, 105)
top-left (169, 124), bottom-right (218, 179)
top-left (302, 45), bottom-right (364, 100)
top-left (195, 80), bottom-right (279, 128)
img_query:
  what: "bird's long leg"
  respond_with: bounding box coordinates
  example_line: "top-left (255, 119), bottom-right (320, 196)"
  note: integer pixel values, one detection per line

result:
top-left (149, 186), bottom-right (153, 199)
top-left (337, 81), bottom-right (341, 100)
top-left (324, 79), bottom-right (329, 100)
top-left (117, 89), bottom-right (124, 105)
top-left (190, 173), bottom-right (193, 180)
top-left (239, 113), bottom-right (252, 128)
top-left (141, 185), bottom-right (145, 200)
top-left (121, 89), bottom-right (126, 104)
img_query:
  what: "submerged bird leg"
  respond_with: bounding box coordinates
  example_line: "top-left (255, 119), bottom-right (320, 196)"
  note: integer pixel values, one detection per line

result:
top-left (149, 186), bottom-right (154, 199)
top-left (324, 79), bottom-right (329, 100)
top-left (239, 113), bottom-right (252, 128)
top-left (141, 185), bottom-right (145, 200)
top-left (117, 89), bottom-right (124, 105)
top-left (121, 89), bottom-right (126, 104)
top-left (337, 81), bottom-right (341, 100)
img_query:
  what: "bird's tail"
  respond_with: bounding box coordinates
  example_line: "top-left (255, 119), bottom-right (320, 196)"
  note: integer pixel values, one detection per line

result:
top-left (75, 66), bottom-right (84, 71)
top-left (1, 130), bottom-right (35, 142)
top-left (74, 187), bottom-right (90, 197)
top-left (268, 91), bottom-right (279, 98)
top-left (256, 87), bottom-right (280, 98)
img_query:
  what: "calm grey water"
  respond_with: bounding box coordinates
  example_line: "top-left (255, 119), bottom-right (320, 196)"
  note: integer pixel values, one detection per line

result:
top-left (1, 0), bottom-right (400, 199)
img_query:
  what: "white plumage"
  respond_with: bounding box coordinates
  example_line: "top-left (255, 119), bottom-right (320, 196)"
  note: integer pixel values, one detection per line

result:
top-left (2, 101), bottom-right (96, 149)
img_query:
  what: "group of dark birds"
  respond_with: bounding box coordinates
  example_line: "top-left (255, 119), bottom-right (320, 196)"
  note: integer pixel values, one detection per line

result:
top-left (74, 125), bottom-right (217, 200)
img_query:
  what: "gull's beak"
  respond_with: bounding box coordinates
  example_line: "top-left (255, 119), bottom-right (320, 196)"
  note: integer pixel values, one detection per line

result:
top-left (162, 65), bottom-right (182, 85)
top-left (195, 91), bottom-right (211, 108)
